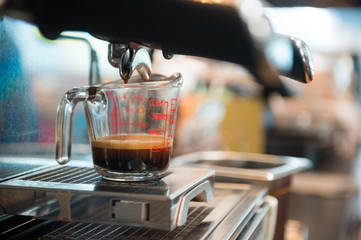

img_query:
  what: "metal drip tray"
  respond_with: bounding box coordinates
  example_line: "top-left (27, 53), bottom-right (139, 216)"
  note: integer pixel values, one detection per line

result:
top-left (172, 151), bottom-right (312, 181)
top-left (0, 183), bottom-right (272, 240)
top-left (0, 158), bottom-right (217, 230)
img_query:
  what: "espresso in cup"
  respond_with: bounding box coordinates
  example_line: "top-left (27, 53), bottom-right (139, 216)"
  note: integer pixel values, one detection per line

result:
top-left (91, 134), bottom-right (171, 173)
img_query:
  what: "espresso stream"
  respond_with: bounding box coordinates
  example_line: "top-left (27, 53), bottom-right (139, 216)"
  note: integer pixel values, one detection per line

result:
top-left (91, 134), bottom-right (171, 172)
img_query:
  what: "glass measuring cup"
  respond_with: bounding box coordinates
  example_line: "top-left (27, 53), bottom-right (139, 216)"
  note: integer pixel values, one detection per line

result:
top-left (56, 73), bottom-right (183, 181)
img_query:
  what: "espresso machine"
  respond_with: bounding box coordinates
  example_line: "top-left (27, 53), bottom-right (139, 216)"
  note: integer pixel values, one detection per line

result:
top-left (0, 0), bottom-right (313, 239)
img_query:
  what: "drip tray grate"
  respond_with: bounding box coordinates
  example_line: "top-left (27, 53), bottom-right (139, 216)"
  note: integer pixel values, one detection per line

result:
top-left (20, 166), bottom-right (102, 184)
top-left (39, 206), bottom-right (211, 240)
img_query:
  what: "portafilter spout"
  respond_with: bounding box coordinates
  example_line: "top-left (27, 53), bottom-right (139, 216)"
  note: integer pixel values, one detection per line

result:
top-left (108, 43), bottom-right (152, 82)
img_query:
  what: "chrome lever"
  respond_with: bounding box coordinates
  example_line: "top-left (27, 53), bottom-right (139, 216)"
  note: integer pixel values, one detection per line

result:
top-left (290, 36), bottom-right (315, 83)
top-left (268, 34), bottom-right (315, 84)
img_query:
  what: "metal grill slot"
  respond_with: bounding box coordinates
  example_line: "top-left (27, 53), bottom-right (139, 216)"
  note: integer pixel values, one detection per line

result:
top-left (37, 167), bottom-right (91, 182)
top-left (101, 226), bottom-right (133, 239)
top-left (70, 223), bottom-right (110, 239)
top-left (20, 166), bottom-right (103, 184)
top-left (0, 163), bottom-right (44, 181)
top-left (71, 171), bottom-right (102, 184)
top-left (121, 226), bottom-right (147, 237)
top-left (97, 225), bottom-right (127, 239)
top-left (49, 168), bottom-right (94, 183)
top-left (21, 166), bottom-right (76, 181)
top-left (159, 206), bottom-right (209, 240)
top-left (39, 206), bottom-right (212, 240)
top-left (57, 168), bottom-right (95, 183)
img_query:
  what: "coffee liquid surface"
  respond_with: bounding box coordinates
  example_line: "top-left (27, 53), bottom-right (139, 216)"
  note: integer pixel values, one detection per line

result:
top-left (91, 134), bottom-right (171, 172)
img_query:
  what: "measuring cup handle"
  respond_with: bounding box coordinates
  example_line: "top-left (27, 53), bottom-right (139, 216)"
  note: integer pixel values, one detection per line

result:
top-left (55, 86), bottom-right (100, 164)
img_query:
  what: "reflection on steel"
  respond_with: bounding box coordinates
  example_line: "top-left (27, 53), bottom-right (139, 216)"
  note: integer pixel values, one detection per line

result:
top-left (172, 151), bottom-right (312, 181)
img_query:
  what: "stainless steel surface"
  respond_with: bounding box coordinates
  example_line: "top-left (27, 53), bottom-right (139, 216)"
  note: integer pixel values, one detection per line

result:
top-left (0, 182), bottom-right (272, 240)
top-left (172, 151), bottom-right (311, 240)
top-left (172, 151), bottom-right (312, 181)
top-left (235, 195), bottom-right (278, 240)
top-left (108, 43), bottom-right (127, 68)
top-left (288, 172), bottom-right (359, 240)
top-left (206, 184), bottom-right (278, 240)
top-left (0, 158), bottom-right (215, 230)
top-left (284, 220), bottom-right (309, 240)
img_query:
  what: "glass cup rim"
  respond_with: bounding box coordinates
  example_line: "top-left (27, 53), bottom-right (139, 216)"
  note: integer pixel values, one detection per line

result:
top-left (98, 73), bottom-right (183, 90)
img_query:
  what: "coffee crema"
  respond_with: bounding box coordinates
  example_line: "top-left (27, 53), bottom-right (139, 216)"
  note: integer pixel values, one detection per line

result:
top-left (91, 134), bottom-right (171, 173)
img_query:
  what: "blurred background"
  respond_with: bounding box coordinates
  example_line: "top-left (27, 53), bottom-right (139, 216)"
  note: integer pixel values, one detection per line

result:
top-left (1, 3), bottom-right (361, 240)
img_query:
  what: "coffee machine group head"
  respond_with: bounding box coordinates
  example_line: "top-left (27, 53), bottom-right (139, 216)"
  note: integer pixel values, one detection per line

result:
top-left (0, 0), bottom-right (314, 92)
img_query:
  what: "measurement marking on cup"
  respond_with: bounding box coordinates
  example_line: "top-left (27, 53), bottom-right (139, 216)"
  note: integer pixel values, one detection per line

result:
top-left (152, 112), bottom-right (168, 120)
top-left (163, 101), bottom-right (169, 151)
top-left (149, 99), bottom-right (165, 106)
top-left (147, 129), bottom-right (164, 135)
top-left (148, 98), bottom-right (178, 153)
top-left (127, 98), bottom-right (130, 134)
